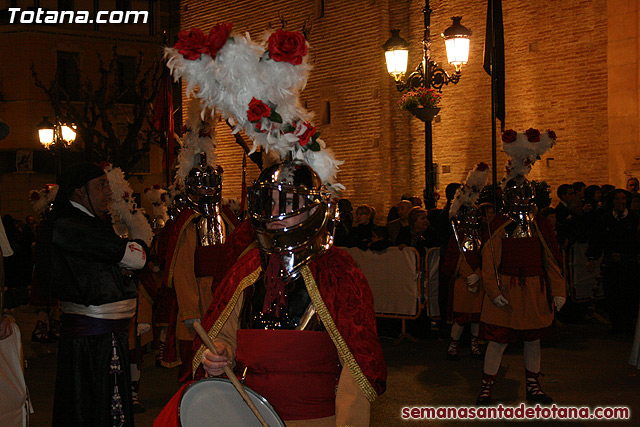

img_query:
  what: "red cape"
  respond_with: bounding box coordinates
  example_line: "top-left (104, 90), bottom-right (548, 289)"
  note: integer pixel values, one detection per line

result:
top-left (156, 246), bottom-right (386, 426)
top-left (192, 246), bottom-right (386, 393)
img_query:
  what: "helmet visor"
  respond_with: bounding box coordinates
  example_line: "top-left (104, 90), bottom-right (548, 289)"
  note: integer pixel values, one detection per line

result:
top-left (248, 183), bottom-right (327, 223)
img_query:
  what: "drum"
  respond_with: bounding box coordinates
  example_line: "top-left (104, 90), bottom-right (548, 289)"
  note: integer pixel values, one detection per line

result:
top-left (179, 377), bottom-right (286, 427)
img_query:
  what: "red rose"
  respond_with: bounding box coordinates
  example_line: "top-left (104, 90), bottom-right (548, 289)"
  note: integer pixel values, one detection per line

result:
top-left (30, 191), bottom-right (40, 201)
top-left (547, 130), bottom-right (557, 140)
top-left (268, 29), bottom-right (308, 65)
top-left (296, 122), bottom-right (316, 147)
top-left (122, 192), bottom-right (129, 200)
top-left (247, 98), bottom-right (271, 122)
top-left (476, 162), bottom-right (489, 172)
top-left (525, 128), bottom-right (540, 142)
top-left (99, 161), bottom-right (111, 170)
top-left (175, 28), bottom-right (209, 60)
top-left (501, 129), bottom-right (517, 143)
top-left (153, 184), bottom-right (161, 190)
top-left (207, 22), bottom-right (232, 59)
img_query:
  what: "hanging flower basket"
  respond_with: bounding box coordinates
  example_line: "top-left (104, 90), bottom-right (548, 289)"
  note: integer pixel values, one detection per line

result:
top-left (397, 87), bottom-right (442, 122)
top-left (408, 106), bottom-right (440, 123)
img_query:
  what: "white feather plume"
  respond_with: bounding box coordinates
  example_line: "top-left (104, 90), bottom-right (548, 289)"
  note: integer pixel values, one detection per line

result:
top-left (450, 164), bottom-right (490, 219)
top-left (502, 128), bottom-right (556, 185)
top-left (103, 163), bottom-right (153, 246)
top-left (175, 99), bottom-right (219, 185)
top-left (164, 25), bottom-right (342, 191)
top-left (144, 185), bottom-right (169, 222)
top-left (29, 185), bottom-right (58, 215)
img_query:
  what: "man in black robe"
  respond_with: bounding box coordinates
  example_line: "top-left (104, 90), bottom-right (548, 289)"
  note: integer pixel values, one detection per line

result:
top-left (37, 162), bottom-right (147, 426)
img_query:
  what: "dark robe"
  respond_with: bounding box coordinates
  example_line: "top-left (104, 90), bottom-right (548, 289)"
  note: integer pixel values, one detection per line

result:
top-left (42, 206), bottom-right (140, 427)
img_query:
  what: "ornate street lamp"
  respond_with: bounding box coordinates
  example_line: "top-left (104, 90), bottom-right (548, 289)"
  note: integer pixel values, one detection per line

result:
top-left (37, 116), bottom-right (77, 177)
top-left (383, 2), bottom-right (471, 208)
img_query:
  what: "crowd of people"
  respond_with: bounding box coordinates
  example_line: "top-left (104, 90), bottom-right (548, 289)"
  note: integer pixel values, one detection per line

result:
top-left (333, 178), bottom-right (640, 334)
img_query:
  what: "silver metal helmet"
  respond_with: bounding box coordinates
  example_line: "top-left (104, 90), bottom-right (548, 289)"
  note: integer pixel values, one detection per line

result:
top-left (184, 152), bottom-right (226, 246)
top-left (503, 177), bottom-right (536, 238)
top-left (185, 152), bottom-right (223, 214)
top-left (150, 217), bottom-right (166, 233)
top-left (247, 160), bottom-right (336, 279)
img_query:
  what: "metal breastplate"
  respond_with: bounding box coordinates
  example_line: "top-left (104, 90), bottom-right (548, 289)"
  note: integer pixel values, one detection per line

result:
top-left (239, 275), bottom-right (323, 331)
top-left (451, 218), bottom-right (482, 252)
top-left (194, 204), bottom-right (226, 246)
top-left (505, 211), bottom-right (537, 238)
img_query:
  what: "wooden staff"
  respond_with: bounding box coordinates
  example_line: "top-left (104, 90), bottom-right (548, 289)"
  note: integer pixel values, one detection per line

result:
top-left (192, 321), bottom-right (270, 427)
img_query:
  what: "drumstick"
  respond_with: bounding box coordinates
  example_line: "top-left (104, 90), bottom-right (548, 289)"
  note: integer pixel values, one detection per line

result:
top-left (193, 321), bottom-right (270, 427)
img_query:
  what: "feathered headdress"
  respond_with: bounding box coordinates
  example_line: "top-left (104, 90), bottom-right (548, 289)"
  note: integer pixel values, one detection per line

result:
top-left (449, 162), bottom-right (490, 218)
top-left (102, 163), bottom-right (153, 246)
top-left (29, 184), bottom-right (58, 215)
top-left (175, 98), bottom-right (219, 185)
top-left (501, 128), bottom-right (557, 185)
top-left (164, 24), bottom-right (344, 193)
top-left (143, 184), bottom-right (169, 222)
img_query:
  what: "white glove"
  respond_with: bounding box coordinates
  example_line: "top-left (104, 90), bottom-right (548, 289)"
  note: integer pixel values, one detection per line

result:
top-left (466, 274), bottom-right (480, 293)
top-left (492, 295), bottom-right (509, 307)
top-left (184, 318), bottom-right (200, 328)
top-left (136, 323), bottom-right (151, 336)
top-left (466, 274), bottom-right (480, 285)
top-left (554, 296), bottom-right (566, 311)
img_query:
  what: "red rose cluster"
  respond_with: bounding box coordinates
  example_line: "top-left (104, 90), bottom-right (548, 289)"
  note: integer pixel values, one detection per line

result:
top-left (268, 29), bottom-right (307, 65)
top-left (525, 128), bottom-right (540, 142)
top-left (247, 98), bottom-right (271, 122)
top-left (502, 128), bottom-right (557, 143)
top-left (501, 129), bottom-right (518, 144)
top-left (175, 23), bottom-right (233, 61)
top-left (295, 121), bottom-right (316, 147)
top-left (476, 162), bottom-right (489, 172)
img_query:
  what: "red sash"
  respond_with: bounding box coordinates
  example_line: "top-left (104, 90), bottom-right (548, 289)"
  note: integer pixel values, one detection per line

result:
top-left (499, 237), bottom-right (545, 277)
top-left (236, 329), bottom-right (340, 421)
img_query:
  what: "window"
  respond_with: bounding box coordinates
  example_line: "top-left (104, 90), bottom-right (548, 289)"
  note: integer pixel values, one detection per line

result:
top-left (56, 51), bottom-right (81, 100)
top-left (116, 55), bottom-right (137, 104)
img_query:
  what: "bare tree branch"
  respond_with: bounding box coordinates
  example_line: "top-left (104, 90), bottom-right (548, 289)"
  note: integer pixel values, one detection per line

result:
top-left (32, 46), bottom-right (164, 177)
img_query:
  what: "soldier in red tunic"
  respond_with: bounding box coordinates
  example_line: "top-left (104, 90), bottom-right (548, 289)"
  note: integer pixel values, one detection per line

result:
top-left (476, 129), bottom-right (566, 405)
top-left (442, 163), bottom-right (490, 360)
top-left (159, 107), bottom-right (254, 379)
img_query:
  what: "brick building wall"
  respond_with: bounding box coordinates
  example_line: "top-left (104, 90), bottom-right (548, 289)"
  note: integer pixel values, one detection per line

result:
top-left (180, 0), bottom-right (618, 220)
